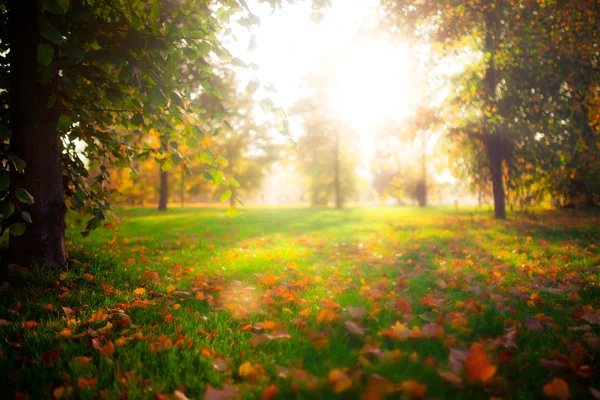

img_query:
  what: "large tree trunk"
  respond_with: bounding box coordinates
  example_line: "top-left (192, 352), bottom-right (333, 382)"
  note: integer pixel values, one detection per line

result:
top-left (333, 129), bottom-right (342, 209)
top-left (484, 6), bottom-right (506, 219)
top-left (8, 0), bottom-right (66, 267)
top-left (487, 139), bottom-right (506, 219)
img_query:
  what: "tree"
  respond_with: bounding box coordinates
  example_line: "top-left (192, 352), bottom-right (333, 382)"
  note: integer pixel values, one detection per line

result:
top-left (1, 0), bottom-right (313, 267)
top-left (292, 71), bottom-right (359, 208)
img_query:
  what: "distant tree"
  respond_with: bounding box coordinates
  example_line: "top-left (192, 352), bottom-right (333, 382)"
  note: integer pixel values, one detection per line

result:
top-left (292, 72), bottom-right (358, 208)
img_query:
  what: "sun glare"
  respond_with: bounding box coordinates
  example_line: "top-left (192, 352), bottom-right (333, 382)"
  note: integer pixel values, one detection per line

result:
top-left (330, 41), bottom-right (421, 135)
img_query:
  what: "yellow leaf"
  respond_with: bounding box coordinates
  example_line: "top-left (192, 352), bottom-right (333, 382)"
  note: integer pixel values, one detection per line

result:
top-left (133, 287), bottom-right (146, 296)
top-left (238, 362), bottom-right (256, 377)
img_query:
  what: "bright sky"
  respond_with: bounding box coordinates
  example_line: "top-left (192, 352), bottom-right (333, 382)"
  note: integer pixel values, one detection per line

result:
top-left (228, 0), bottom-right (423, 146)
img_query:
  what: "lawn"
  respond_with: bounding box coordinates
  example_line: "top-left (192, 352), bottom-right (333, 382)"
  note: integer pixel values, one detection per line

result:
top-left (1, 207), bottom-right (599, 399)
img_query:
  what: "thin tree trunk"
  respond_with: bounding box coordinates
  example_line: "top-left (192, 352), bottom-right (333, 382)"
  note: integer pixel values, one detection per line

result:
top-left (418, 129), bottom-right (427, 207)
top-left (158, 139), bottom-right (169, 211)
top-left (158, 167), bottom-right (168, 211)
top-left (180, 166), bottom-right (184, 208)
top-left (334, 129), bottom-right (342, 209)
top-left (484, 6), bottom-right (506, 219)
top-left (8, 0), bottom-right (66, 267)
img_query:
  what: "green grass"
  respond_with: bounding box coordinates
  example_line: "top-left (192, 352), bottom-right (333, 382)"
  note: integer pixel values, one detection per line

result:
top-left (1, 206), bottom-right (599, 399)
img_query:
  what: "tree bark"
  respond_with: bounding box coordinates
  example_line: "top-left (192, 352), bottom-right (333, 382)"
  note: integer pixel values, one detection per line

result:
top-left (158, 167), bottom-right (168, 211)
top-left (487, 138), bottom-right (506, 219)
top-left (484, 6), bottom-right (506, 219)
top-left (158, 140), bottom-right (169, 211)
top-left (8, 0), bottom-right (66, 267)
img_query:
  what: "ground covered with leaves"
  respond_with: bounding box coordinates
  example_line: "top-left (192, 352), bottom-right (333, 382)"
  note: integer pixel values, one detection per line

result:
top-left (1, 207), bottom-right (599, 399)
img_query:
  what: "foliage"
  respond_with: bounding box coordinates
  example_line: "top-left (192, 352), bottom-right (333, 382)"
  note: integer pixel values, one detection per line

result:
top-left (1, 207), bottom-right (599, 398)
top-left (292, 71), bottom-right (359, 207)
top-left (0, 0), bottom-right (327, 240)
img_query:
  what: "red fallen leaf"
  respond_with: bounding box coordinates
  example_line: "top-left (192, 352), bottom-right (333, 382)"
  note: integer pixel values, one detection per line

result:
top-left (346, 306), bottom-right (365, 319)
top-left (540, 358), bottom-right (570, 371)
top-left (588, 337), bottom-right (600, 351)
top-left (22, 321), bottom-right (38, 329)
top-left (438, 371), bottom-right (463, 387)
top-left (497, 350), bottom-right (514, 363)
top-left (581, 312), bottom-right (600, 324)
top-left (204, 384), bottom-right (239, 400)
top-left (449, 348), bottom-right (468, 374)
top-left (464, 343), bottom-right (496, 384)
top-left (543, 378), bottom-right (569, 400)
top-left (112, 313), bottom-right (132, 328)
top-left (77, 377), bottom-right (98, 390)
top-left (261, 385), bottom-right (278, 400)
top-left (248, 331), bottom-right (291, 346)
top-left (99, 342), bottom-right (115, 357)
top-left (344, 321), bottom-right (365, 336)
top-left (72, 356), bottom-right (92, 367)
top-left (41, 347), bottom-right (61, 367)
top-left (249, 334), bottom-right (268, 346)
top-left (525, 316), bottom-right (544, 331)
top-left (0, 319), bottom-right (10, 326)
top-left (422, 323), bottom-right (444, 338)
top-left (568, 324), bottom-right (591, 331)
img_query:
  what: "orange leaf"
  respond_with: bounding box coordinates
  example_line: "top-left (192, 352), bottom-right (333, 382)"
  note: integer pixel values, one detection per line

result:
top-left (543, 378), bottom-right (570, 400)
top-left (464, 343), bottom-right (496, 384)
top-left (22, 321), bottom-right (38, 329)
top-left (328, 369), bottom-right (352, 393)
top-left (261, 385), bottom-right (278, 400)
top-left (400, 380), bottom-right (427, 399)
top-left (77, 377), bottom-right (98, 390)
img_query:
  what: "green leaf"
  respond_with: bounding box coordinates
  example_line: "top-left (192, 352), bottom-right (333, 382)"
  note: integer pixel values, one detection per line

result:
top-left (202, 170), bottom-right (213, 181)
top-left (15, 188), bottom-right (35, 204)
top-left (161, 159), bottom-right (172, 172)
top-left (40, 20), bottom-right (66, 45)
top-left (148, 87), bottom-right (167, 107)
top-left (259, 99), bottom-right (274, 113)
top-left (0, 201), bottom-right (15, 219)
top-left (197, 150), bottom-right (213, 164)
top-left (245, 79), bottom-right (260, 94)
top-left (0, 174), bottom-right (9, 191)
top-left (8, 155), bottom-right (25, 173)
top-left (47, 92), bottom-right (56, 107)
top-left (57, 115), bottom-right (71, 133)
top-left (220, 190), bottom-right (232, 202)
top-left (42, 0), bottom-right (69, 14)
top-left (226, 207), bottom-right (240, 218)
top-left (197, 42), bottom-right (211, 57)
top-left (130, 113), bottom-right (145, 126)
top-left (22, 211), bottom-right (32, 224)
top-left (149, 0), bottom-right (161, 20)
top-left (37, 44), bottom-right (54, 66)
top-left (227, 177), bottom-right (240, 188)
top-left (9, 223), bottom-right (26, 236)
